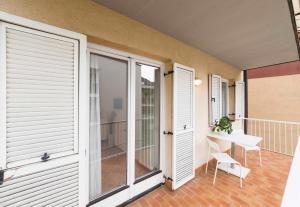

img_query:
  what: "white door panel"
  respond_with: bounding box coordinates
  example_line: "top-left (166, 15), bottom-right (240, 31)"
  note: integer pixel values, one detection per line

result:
top-left (172, 63), bottom-right (195, 190)
top-left (235, 81), bottom-right (245, 119)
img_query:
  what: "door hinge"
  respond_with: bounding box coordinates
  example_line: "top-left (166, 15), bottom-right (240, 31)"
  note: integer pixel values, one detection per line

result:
top-left (164, 71), bottom-right (174, 77)
top-left (0, 170), bottom-right (4, 185)
top-left (163, 175), bottom-right (173, 182)
top-left (163, 131), bottom-right (173, 135)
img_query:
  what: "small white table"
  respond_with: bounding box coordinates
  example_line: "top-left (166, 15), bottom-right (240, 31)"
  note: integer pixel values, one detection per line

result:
top-left (207, 131), bottom-right (262, 179)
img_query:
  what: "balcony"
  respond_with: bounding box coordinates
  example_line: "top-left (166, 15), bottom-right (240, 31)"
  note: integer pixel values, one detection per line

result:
top-left (127, 117), bottom-right (300, 206)
top-left (0, 1), bottom-right (300, 206)
top-left (129, 146), bottom-right (293, 207)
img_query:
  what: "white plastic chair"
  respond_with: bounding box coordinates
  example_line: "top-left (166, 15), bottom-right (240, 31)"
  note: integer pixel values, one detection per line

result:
top-left (233, 129), bottom-right (262, 167)
top-left (205, 138), bottom-right (243, 188)
top-left (242, 145), bottom-right (262, 167)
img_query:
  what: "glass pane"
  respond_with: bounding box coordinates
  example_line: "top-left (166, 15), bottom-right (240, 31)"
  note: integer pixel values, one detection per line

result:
top-left (135, 63), bottom-right (160, 180)
top-left (89, 54), bottom-right (128, 200)
top-left (222, 82), bottom-right (227, 117)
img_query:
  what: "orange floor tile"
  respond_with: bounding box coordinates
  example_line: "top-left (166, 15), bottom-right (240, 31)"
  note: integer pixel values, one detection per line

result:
top-left (129, 147), bottom-right (292, 207)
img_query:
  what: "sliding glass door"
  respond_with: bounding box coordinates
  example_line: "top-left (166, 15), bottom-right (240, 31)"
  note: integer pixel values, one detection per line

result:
top-left (135, 63), bottom-right (160, 180)
top-left (89, 54), bottom-right (128, 201)
top-left (88, 46), bottom-right (164, 206)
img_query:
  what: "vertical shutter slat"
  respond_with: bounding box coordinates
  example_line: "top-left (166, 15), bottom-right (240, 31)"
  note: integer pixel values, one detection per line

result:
top-left (235, 81), bottom-right (245, 119)
top-left (175, 68), bottom-right (193, 131)
top-left (5, 27), bottom-right (78, 167)
top-left (210, 74), bottom-right (221, 125)
top-left (175, 131), bottom-right (193, 183)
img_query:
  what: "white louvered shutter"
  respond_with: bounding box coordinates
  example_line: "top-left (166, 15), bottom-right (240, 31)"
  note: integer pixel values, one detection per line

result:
top-left (209, 74), bottom-right (221, 125)
top-left (0, 23), bottom-right (79, 168)
top-left (172, 63), bottom-right (195, 190)
top-left (235, 81), bottom-right (245, 119)
top-left (0, 162), bottom-right (79, 207)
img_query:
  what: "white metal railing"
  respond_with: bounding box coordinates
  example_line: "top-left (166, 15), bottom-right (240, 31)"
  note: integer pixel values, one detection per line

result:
top-left (100, 120), bottom-right (159, 170)
top-left (241, 118), bottom-right (300, 156)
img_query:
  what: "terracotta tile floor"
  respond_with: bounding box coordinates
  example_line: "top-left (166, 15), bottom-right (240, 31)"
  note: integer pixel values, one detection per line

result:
top-left (129, 147), bottom-right (292, 207)
top-left (102, 154), bottom-right (151, 193)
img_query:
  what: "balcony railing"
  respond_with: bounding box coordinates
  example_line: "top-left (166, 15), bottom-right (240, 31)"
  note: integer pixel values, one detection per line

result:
top-left (242, 118), bottom-right (300, 156)
top-left (100, 120), bottom-right (158, 169)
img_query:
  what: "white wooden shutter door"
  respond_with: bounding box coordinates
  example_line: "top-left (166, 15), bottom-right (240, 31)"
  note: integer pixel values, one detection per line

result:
top-left (172, 63), bottom-right (195, 190)
top-left (0, 23), bottom-right (79, 168)
top-left (235, 81), bottom-right (245, 119)
top-left (209, 74), bottom-right (221, 125)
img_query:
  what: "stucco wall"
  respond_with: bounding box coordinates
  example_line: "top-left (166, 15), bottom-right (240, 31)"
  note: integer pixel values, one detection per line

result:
top-left (0, 0), bottom-right (242, 176)
top-left (248, 75), bottom-right (300, 122)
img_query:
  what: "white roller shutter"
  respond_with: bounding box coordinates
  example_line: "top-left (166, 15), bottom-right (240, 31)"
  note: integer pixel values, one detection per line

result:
top-left (209, 74), bottom-right (221, 126)
top-left (0, 162), bottom-right (79, 207)
top-left (0, 23), bottom-right (79, 168)
top-left (235, 81), bottom-right (245, 119)
top-left (172, 63), bottom-right (195, 190)
top-left (0, 15), bottom-right (85, 207)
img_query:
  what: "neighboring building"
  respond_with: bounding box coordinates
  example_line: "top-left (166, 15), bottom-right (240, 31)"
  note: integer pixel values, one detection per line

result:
top-left (248, 61), bottom-right (300, 122)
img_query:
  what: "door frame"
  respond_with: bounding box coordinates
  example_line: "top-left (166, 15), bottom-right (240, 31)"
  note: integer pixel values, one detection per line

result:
top-left (86, 43), bottom-right (165, 207)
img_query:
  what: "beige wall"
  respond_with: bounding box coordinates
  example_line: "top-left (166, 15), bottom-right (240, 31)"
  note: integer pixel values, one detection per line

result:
top-left (0, 0), bottom-right (242, 176)
top-left (248, 75), bottom-right (300, 122)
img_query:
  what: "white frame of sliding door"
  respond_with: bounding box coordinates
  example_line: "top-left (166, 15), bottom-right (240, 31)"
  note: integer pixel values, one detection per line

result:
top-left (130, 57), bottom-right (165, 198)
top-left (87, 43), bottom-right (165, 207)
top-left (86, 48), bottom-right (131, 207)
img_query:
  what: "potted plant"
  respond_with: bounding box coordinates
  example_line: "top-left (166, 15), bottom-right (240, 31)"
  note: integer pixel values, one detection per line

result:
top-left (212, 116), bottom-right (233, 135)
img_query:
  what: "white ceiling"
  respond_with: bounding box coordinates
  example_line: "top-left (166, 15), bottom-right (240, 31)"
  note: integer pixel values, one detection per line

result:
top-left (95, 0), bottom-right (300, 69)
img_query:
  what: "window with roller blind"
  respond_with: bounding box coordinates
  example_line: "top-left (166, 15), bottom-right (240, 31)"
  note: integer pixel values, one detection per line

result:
top-left (0, 23), bottom-right (79, 169)
top-left (0, 12), bottom-right (86, 207)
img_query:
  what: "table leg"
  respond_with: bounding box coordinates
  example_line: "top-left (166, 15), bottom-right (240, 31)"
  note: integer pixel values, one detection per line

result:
top-left (230, 142), bottom-right (235, 168)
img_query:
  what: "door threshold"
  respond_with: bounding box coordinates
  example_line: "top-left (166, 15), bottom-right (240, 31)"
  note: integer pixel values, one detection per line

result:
top-left (134, 170), bottom-right (162, 185)
top-left (117, 183), bottom-right (164, 207)
top-left (87, 185), bottom-right (129, 207)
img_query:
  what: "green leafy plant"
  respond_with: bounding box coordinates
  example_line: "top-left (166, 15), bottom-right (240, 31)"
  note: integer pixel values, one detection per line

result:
top-left (212, 116), bottom-right (233, 134)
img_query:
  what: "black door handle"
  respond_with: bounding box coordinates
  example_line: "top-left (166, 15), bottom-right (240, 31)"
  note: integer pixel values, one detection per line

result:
top-left (41, 153), bottom-right (50, 162)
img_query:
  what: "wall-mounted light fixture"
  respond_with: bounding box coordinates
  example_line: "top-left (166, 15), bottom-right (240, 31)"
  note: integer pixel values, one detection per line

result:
top-left (194, 77), bottom-right (202, 86)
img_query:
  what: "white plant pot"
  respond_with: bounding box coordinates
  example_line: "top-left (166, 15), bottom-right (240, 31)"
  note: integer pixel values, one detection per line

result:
top-left (218, 131), bottom-right (228, 136)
